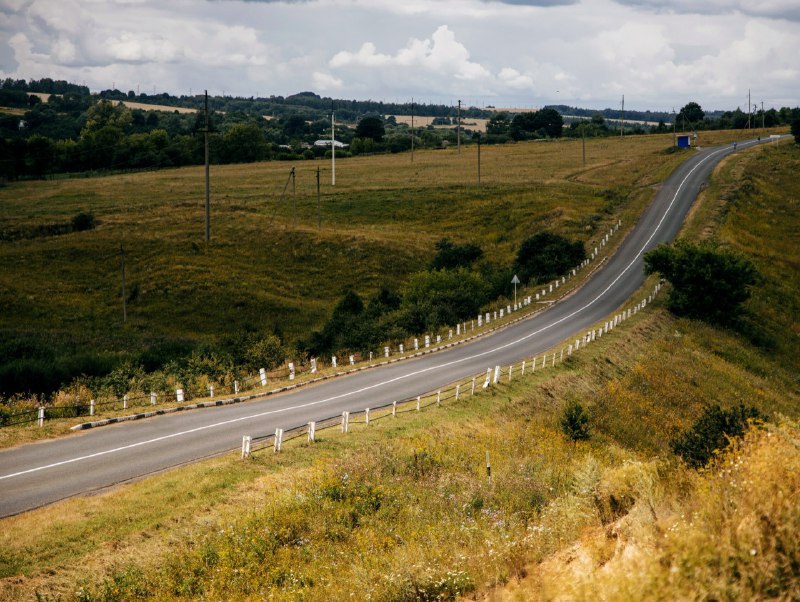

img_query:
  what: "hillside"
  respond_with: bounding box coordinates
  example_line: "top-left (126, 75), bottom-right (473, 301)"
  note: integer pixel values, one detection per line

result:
top-left (0, 140), bottom-right (797, 600)
top-left (1, 131), bottom-right (715, 400)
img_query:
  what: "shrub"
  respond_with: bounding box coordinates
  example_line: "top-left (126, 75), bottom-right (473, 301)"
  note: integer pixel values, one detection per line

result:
top-left (671, 403), bottom-right (764, 468)
top-left (429, 238), bottom-right (483, 271)
top-left (561, 401), bottom-right (591, 442)
top-left (514, 232), bottom-right (586, 285)
top-left (70, 211), bottom-right (96, 232)
top-left (644, 241), bottom-right (759, 327)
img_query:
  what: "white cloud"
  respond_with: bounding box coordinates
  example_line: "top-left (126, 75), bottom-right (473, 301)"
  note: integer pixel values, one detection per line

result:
top-left (330, 25), bottom-right (491, 81)
top-left (0, 0), bottom-right (797, 110)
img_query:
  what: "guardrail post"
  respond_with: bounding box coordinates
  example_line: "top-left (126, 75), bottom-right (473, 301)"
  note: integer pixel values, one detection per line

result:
top-left (342, 411), bottom-right (349, 432)
top-left (38, 406), bottom-right (44, 427)
top-left (259, 368), bottom-right (267, 386)
top-left (532, 356), bottom-right (536, 372)
top-left (457, 323), bottom-right (461, 335)
top-left (472, 377), bottom-right (476, 395)
top-left (332, 356), bottom-right (337, 368)
top-left (392, 401), bottom-right (397, 417)
top-left (234, 380), bottom-right (239, 394)
top-left (521, 360), bottom-right (526, 376)
top-left (560, 349), bottom-right (564, 362)
top-left (176, 388), bottom-right (184, 403)
top-left (436, 335), bottom-right (441, 344)
top-left (365, 408), bottom-right (370, 425)
top-left (436, 390), bottom-right (441, 407)
top-left (241, 435), bottom-right (251, 458)
top-left (552, 353), bottom-right (556, 367)
top-left (90, 399), bottom-right (95, 416)
top-left (150, 391), bottom-right (157, 405)
top-left (399, 344), bottom-right (404, 354)
top-left (416, 396), bottom-right (421, 411)
top-left (483, 368), bottom-right (491, 389)
top-left (493, 366), bottom-right (501, 384)
top-left (289, 362), bottom-right (296, 379)
top-left (508, 364), bottom-right (513, 382)
top-left (384, 346), bottom-right (390, 358)
top-left (456, 384), bottom-right (460, 400)
top-left (308, 421), bottom-right (316, 442)
top-left (275, 429), bottom-right (283, 452)
top-left (209, 385), bottom-right (215, 398)
top-left (123, 394), bottom-right (128, 410)
top-left (349, 355), bottom-right (355, 366)
top-left (311, 358), bottom-right (317, 373)
top-left (425, 335), bottom-right (430, 348)
top-left (414, 338), bottom-right (419, 350)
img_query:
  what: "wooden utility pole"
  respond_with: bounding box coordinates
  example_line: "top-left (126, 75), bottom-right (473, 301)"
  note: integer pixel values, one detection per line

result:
top-left (316, 167), bottom-right (321, 229)
top-left (204, 90), bottom-right (210, 244)
top-left (120, 245), bottom-right (127, 324)
top-left (411, 97), bottom-right (415, 162)
top-left (331, 105), bottom-right (336, 186)
top-left (582, 123), bottom-right (586, 166)
top-left (477, 133), bottom-right (481, 185)
top-left (291, 167), bottom-right (296, 227)
top-left (457, 99), bottom-right (462, 153)
top-left (620, 94), bottom-right (625, 137)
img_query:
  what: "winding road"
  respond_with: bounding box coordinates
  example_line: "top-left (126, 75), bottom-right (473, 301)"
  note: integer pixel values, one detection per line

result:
top-left (0, 139), bottom-right (766, 518)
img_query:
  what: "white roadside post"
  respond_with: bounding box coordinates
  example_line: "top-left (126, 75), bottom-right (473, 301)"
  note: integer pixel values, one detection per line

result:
top-left (176, 388), bottom-right (184, 403)
top-left (289, 362), bottom-right (296, 380)
top-left (308, 421), bottom-right (316, 442)
top-left (259, 368), bottom-right (267, 387)
top-left (241, 435), bottom-right (251, 459)
top-left (342, 412), bottom-right (349, 433)
top-left (493, 365), bottom-right (501, 384)
top-left (123, 395), bottom-right (128, 410)
top-left (150, 391), bottom-right (157, 405)
top-left (90, 399), bottom-right (95, 416)
top-left (38, 406), bottom-right (44, 427)
top-left (274, 429), bottom-right (283, 452)
top-left (365, 408), bottom-right (370, 425)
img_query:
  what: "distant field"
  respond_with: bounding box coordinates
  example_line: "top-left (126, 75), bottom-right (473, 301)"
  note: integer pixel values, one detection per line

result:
top-left (0, 130), bottom-right (767, 364)
top-left (389, 114), bottom-right (489, 132)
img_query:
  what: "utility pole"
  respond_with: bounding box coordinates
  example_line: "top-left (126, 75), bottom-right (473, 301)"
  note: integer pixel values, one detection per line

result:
top-left (581, 122), bottom-right (586, 166)
top-left (411, 97), bottom-right (415, 162)
top-left (476, 133), bottom-right (481, 185)
top-left (291, 167), bottom-right (296, 228)
top-left (672, 108), bottom-right (676, 146)
top-left (620, 94), bottom-right (625, 137)
top-left (747, 89), bottom-right (751, 130)
top-left (204, 90), bottom-right (210, 244)
top-left (331, 107), bottom-right (336, 186)
top-left (761, 100), bottom-right (765, 132)
top-left (457, 99), bottom-right (461, 153)
top-left (316, 166), bottom-right (321, 229)
top-left (120, 245), bottom-right (127, 324)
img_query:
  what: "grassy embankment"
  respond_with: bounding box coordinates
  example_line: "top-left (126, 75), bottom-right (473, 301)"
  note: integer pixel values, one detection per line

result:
top-left (0, 137), bottom-right (797, 600)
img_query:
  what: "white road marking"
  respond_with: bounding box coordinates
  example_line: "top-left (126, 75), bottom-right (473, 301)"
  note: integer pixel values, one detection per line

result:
top-left (0, 142), bottom-right (753, 483)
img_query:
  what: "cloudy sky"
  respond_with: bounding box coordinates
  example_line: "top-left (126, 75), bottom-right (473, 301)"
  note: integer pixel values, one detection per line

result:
top-left (1, 0), bottom-right (798, 112)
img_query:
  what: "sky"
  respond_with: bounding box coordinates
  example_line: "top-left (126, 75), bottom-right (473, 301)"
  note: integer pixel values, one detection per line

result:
top-left (1, 0), bottom-right (798, 112)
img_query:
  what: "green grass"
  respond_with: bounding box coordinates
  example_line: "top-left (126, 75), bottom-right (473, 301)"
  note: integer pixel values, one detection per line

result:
top-left (0, 134), bottom-right (710, 363)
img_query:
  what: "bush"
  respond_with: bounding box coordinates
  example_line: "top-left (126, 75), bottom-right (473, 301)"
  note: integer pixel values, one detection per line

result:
top-left (514, 232), bottom-right (586, 285)
top-left (561, 401), bottom-right (590, 442)
top-left (429, 238), bottom-right (483, 271)
top-left (671, 404), bottom-right (764, 468)
top-left (644, 241), bottom-right (758, 327)
top-left (71, 211), bottom-right (96, 232)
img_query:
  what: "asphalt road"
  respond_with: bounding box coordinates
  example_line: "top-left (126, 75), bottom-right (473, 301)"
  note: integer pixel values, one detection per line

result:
top-left (0, 139), bottom-right (765, 518)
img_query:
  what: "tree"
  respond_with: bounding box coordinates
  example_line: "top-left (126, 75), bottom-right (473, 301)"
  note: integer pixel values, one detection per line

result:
top-left (791, 115), bottom-right (800, 144)
top-left (678, 102), bottom-right (705, 126)
top-left (486, 111), bottom-right (511, 136)
top-left (400, 268), bottom-right (489, 333)
top-left (514, 232), bottom-right (586, 285)
top-left (355, 116), bottom-right (385, 142)
top-left (644, 241), bottom-right (759, 327)
top-left (533, 107), bottom-right (564, 138)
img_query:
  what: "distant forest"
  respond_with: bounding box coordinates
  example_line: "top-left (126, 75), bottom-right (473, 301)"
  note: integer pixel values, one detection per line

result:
top-left (1, 78), bottom-right (796, 179)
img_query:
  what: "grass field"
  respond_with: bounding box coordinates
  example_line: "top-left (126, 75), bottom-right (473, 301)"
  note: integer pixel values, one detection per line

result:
top-left (0, 137), bottom-right (796, 600)
top-left (0, 130), bottom-right (756, 366)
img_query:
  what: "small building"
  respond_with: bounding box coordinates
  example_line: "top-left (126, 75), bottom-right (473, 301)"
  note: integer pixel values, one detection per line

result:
top-left (314, 139), bottom-right (348, 148)
top-left (676, 134), bottom-right (691, 148)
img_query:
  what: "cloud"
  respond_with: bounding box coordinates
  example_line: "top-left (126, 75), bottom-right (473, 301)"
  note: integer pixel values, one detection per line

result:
top-left (612, 0), bottom-right (800, 21)
top-left (312, 71), bottom-right (343, 90)
top-left (498, 67), bottom-right (534, 89)
top-left (330, 25), bottom-right (491, 81)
